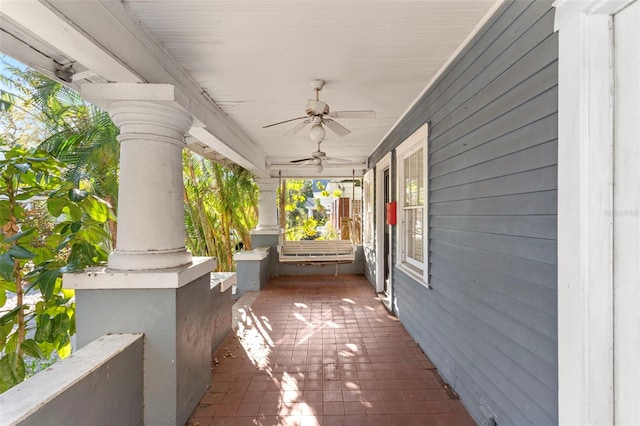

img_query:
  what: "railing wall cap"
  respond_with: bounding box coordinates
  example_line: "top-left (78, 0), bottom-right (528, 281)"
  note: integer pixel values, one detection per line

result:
top-left (0, 334), bottom-right (143, 425)
top-left (211, 272), bottom-right (237, 292)
top-left (233, 247), bottom-right (270, 261)
top-left (63, 256), bottom-right (216, 290)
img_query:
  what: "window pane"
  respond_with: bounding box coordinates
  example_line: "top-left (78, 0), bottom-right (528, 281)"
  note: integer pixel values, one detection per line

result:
top-left (404, 156), bottom-right (411, 206)
top-left (402, 148), bottom-right (424, 208)
top-left (405, 209), bottom-right (414, 258)
top-left (404, 207), bottom-right (423, 263)
top-left (418, 148), bottom-right (424, 205)
top-left (415, 206), bottom-right (423, 263)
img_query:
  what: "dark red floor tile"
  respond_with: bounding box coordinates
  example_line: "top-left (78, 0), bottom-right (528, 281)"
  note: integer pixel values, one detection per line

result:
top-left (412, 413), bottom-right (439, 425)
top-left (213, 403), bottom-right (239, 417)
top-left (236, 403), bottom-right (261, 417)
top-left (191, 404), bottom-right (217, 418)
top-left (434, 412), bottom-right (473, 426)
top-left (209, 417), bottom-right (235, 426)
top-left (343, 401), bottom-right (368, 415)
top-left (344, 415), bottom-right (370, 426)
top-left (323, 415), bottom-right (347, 425)
top-left (230, 417), bottom-right (256, 426)
top-left (428, 400), bottom-right (455, 414)
top-left (188, 276), bottom-right (476, 426)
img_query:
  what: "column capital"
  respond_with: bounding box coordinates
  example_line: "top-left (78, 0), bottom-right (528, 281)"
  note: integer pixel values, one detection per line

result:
top-left (81, 83), bottom-right (192, 114)
top-left (111, 101), bottom-right (192, 148)
top-left (255, 177), bottom-right (279, 192)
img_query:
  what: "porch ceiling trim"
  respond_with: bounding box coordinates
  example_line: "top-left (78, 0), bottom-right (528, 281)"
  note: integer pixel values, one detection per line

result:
top-left (0, 0), bottom-right (269, 177)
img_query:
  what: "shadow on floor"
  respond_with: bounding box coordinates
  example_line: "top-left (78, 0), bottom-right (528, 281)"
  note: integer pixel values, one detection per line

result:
top-left (188, 274), bottom-right (474, 426)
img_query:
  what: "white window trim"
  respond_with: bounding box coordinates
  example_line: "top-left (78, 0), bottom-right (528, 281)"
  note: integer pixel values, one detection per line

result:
top-left (395, 124), bottom-right (429, 287)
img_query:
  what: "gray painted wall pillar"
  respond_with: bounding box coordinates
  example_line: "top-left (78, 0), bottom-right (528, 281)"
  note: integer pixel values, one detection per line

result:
top-left (234, 247), bottom-right (270, 297)
top-left (251, 229), bottom-right (282, 278)
top-left (65, 258), bottom-right (216, 426)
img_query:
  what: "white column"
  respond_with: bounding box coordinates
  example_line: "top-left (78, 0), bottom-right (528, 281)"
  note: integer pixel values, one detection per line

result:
top-left (82, 84), bottom-right (193, 270)
top-left (77, 84), bottom-right (214, 425)
top-left (255, 178), bottom-right (280, 231)
top-left (108, 101), bottom-right (192, 270)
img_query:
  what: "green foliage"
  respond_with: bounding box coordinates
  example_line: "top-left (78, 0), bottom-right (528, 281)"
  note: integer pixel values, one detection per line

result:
top-left (280, 179), bottom-right (329, 241)
top-left (1, 60), bottom-right (119, 247)
top-left (0, 144), bottom-right (112, 392)
top-left (183, 151), bottom-right (258, 271)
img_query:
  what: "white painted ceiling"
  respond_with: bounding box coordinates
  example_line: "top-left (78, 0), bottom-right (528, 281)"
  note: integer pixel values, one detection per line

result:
top-left (0, 0), bottom-right (498, 177)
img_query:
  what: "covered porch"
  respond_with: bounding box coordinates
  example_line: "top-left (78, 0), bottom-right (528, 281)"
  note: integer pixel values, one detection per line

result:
top-left (1, 0), bottom-right (638, 425)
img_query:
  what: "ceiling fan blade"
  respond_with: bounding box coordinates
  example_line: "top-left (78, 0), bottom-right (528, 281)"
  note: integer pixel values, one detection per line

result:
top-left (263, 116), bottom-right (308, 129)
top-left (296, 159), bottom-right (321, 167)
top-left (322, 118), bottom-right (351, 137)
top-left (307, 99), bottom-right (328, 115)
top-left (290, 157), bottom-right (314, 163)
top-left (285, 118), bottom-right (312, 136)
top-left (324, 156), bottom-right (352, 163)
top-left (328, 110), bottom-right (376, 119)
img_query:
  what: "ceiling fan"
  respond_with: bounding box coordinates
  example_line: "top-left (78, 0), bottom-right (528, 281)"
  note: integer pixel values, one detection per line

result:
top-left (263, 79), bottom-right (375, 143)
top-left (290, 141), bottom-right (351, 172)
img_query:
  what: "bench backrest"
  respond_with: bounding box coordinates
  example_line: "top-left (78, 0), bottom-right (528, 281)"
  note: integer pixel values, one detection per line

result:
top-left (280, 240), bottom-right (354, 255)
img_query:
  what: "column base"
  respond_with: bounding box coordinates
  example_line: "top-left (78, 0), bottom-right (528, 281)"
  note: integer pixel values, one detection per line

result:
top-left (65, 258), bottom-right (215, 426)
top-left (108, 247), bottom-right (192, 271)
top-left (251, 228), bottom-right (282, 234)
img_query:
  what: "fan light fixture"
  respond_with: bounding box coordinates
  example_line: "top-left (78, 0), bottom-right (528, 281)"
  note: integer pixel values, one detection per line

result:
top-left (262, 79), bottom-right (375, 142)
top-left (314, 161), bottom-right (323, 173)
top-left (309, 123), bottom-right (326, 144)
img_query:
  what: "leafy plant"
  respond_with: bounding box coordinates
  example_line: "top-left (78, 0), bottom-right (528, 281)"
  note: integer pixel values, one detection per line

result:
top-left (1, 59), bottom-right (120, 247)
top-left (281, 179), bottom-right (342, 241)
top-left (183, 151), bottom-right (258, 271)
top-left (0, 144), bottom-right (113, 392)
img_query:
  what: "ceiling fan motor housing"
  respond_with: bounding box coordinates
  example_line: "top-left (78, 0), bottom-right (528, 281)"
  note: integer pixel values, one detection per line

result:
top-left (305, 101), bottom-right (330, 116)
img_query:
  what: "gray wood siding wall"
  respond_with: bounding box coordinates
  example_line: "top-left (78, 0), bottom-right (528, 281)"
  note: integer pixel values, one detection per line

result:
top-left (367, 1), bottom-right (558, 424)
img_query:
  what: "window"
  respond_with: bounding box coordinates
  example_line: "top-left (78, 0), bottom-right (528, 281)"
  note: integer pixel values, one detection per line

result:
top-left (362, 170), bottom-right (374, 246)
top-left (396, 124), bottom-right (429, 285)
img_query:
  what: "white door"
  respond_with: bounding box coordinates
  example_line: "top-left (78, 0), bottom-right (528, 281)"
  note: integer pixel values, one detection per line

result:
top-left (613, 1), bottom-right (640, 422)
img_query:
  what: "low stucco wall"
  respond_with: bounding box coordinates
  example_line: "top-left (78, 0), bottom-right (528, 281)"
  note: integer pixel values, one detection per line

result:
top-left (0, 334), bottom-right (144, 426)
top-left (211, 278), bottom-right (233, 351)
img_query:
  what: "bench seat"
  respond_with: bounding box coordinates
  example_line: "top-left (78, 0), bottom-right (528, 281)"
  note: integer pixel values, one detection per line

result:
top-left (278, 240), bottom-right (355, 264)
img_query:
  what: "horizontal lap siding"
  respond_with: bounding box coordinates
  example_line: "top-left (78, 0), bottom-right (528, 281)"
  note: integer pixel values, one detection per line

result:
top-left (368, 1), bottom-right (558, 424)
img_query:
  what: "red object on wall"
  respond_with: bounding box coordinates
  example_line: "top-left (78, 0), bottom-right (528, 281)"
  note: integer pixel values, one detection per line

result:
top-left (386, 201), bottom-right (397, 225)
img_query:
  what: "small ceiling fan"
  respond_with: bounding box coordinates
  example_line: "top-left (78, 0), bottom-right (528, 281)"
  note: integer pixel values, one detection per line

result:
top-left (290, 141), bottom-right (351, 172)
top-left (263, 79), bottom-right (375, 143)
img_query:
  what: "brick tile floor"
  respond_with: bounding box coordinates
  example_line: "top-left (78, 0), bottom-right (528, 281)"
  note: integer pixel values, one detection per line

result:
top-left (188, 275), bottom-right (475, 426)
